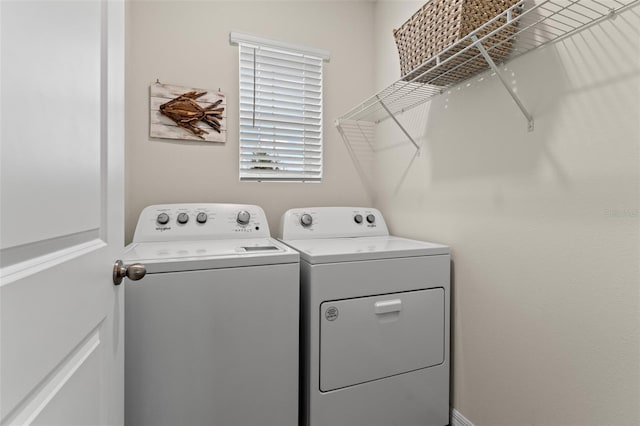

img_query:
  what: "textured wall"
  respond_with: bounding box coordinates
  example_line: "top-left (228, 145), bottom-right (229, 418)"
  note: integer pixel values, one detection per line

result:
top-left (125, 0), bottom-right (375, 242)
top-left (373, 2), bottom-right (640, 425)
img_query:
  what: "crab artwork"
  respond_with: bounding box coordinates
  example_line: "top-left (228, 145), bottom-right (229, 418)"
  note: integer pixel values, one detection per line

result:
top-left (159, 91), bottom-right (224, 139)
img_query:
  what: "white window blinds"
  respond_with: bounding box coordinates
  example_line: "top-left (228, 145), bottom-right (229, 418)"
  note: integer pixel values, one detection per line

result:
top-left (232, 33), bottom-right (329, 182)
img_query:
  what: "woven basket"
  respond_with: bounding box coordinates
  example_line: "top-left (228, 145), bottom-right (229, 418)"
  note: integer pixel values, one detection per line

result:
top-left (393, 0), bottom-right (520, 86)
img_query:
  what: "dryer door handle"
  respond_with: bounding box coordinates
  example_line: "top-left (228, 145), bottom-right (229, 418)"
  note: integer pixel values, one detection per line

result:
top-left (374, 299), bottom-right (402, 314)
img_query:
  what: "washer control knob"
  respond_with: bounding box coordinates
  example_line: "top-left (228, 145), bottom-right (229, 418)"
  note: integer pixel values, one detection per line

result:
top-left (237, 210), bottom-right (251, 225)
top-left (300, 213), bottom-right (313, 227)
top-left (156, 213), bottom-right (170, 225)
top-left (196, 212), bottom-right (208, 224)
top-left (177, 213), bottom-right (189, 224)
top-left (366, 214), bottom-right (376, 224)
top-left (354, 214), bottom-right (363, 224)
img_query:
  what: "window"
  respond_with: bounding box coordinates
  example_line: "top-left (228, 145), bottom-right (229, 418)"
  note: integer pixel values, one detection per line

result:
top-left (231, 32), bottom-right (329, 182)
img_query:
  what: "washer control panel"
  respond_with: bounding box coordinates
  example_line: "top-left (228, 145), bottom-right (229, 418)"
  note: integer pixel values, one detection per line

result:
top-left (278, 207), bottom-right (389, 240)
top-left (133, 203), bottom-right (270, 243)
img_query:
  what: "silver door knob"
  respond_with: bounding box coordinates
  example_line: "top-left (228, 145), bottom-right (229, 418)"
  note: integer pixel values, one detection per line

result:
top-left (113, 260), bottom-right (146, 285)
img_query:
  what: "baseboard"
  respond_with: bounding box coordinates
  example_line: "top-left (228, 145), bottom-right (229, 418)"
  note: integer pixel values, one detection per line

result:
top-left (450, 408), bottom-right (475, 426)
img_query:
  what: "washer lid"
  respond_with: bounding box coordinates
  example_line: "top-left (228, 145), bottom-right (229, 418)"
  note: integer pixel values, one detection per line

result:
top-left (123, 238), bottom-right (299, 273)
top-left (280, 236), bottom-right (449, 264)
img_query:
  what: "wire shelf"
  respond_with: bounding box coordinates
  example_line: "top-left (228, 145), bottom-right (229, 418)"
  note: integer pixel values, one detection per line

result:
top-left (336, 0), bottom-right (639, 126)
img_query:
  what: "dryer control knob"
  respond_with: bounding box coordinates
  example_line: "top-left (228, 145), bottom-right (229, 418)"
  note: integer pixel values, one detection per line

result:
top-left (156, 213), bottom-right (170, 225)
top-left (300, 213), bottom-right (313, 227)
top-left (237, 210), bottom-right (251, 225)
top-left (366, 214), bottom-right (376, 224)
top-left (354, 214), bottom-right (363, 224)
top-left (196, 212), bottom-right (208, 224)
top-left (177, 213), bottom-right (189, 224)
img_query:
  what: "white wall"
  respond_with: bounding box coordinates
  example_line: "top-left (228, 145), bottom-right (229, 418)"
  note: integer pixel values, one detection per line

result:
top-left (125, 0), bottom-right (375, 242)
top-left (373, 2), bottom-right (640, 425)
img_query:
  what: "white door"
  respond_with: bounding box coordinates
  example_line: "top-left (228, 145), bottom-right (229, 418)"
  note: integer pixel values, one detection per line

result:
top-left (0, 0), bottom-right (125, 425)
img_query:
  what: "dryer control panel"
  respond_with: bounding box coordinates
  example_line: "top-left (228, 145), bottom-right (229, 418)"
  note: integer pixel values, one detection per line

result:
top-left (133, 203), bottom-right (271, 242)
top-left (278, 207), bottom-right (389, 240)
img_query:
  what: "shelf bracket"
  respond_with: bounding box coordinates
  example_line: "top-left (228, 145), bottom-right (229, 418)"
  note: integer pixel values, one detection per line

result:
top-left (376, 95), bottom-right (421, 152)
top-left (471, 34), bottom-right (535, 132)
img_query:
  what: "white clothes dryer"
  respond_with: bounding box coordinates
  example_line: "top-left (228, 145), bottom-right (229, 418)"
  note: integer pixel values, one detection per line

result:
top-left (123, 203), bottom-right (299, 426)
top-left (279, 207), bottom-right (450, 426)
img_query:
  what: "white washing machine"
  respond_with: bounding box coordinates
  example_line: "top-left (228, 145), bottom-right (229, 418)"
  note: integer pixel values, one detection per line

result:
top-left (123, 203), bottom-right (299, 426)
top-left (279, 207), bottom-right (450, 426)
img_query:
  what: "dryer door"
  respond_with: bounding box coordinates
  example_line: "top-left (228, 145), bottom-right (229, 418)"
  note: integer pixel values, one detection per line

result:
top-left (319, 288), bottom-right (444, 392)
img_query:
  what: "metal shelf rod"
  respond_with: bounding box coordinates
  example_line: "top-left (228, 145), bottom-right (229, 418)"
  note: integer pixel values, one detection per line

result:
top-left (377, 96), bottom-right (420, 152)
top-left (471, 34), bottom-right (534, 132)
